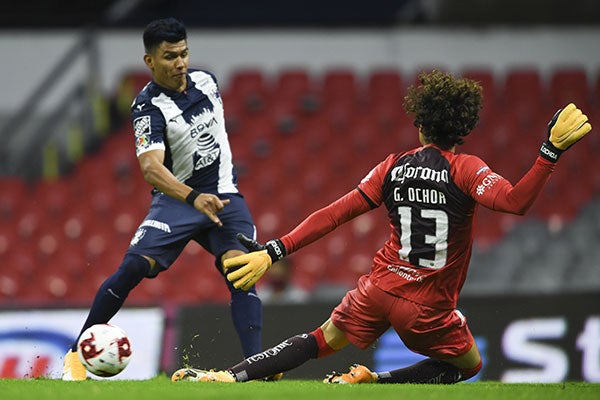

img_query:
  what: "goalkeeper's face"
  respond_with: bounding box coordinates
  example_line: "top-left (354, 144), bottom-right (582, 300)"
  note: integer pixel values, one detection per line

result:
top-left (144, 39), bottom-right (189, 92)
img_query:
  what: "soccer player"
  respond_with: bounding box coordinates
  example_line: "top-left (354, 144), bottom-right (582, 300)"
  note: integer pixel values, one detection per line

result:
top-left (171, 70), bottom-right (592, 384)
top-left (62, 18), bottom-right (264, 380)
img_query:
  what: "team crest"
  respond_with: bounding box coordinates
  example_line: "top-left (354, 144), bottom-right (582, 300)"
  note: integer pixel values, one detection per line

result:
top-left (133, 115), bottom-right (151, 137)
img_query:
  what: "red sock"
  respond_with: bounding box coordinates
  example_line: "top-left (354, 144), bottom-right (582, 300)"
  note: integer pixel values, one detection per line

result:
top-left (310, 327), bottom-right (337, 358)
top-left (459, 360), bottom-right (482, 380)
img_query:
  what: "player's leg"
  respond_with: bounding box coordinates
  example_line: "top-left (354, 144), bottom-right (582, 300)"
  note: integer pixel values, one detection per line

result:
top-left (223, 276), bottom-right (385, 382)
top-left (373, 342), bottom-right (481, 384)
top-left (221, 249), bottom-right (263, 357)
top-left (357, 306), bottom-right (481, 384)
top-left (172, 279), bottom-right (359, 383)
top-left (171, 264), bottom-right (384, 383)
top-left (64, 193), bottom-right (195, 380)
top-left (63, 253), bottom-right (153, 380)
top-left (207, 194), bottom-right (264, 357)
top-left (172, 318), bottom-right (350, 382)
top-left (71, 253), bottom-right (153, 348)
top-left (322, 276), bottom-right (393, 384)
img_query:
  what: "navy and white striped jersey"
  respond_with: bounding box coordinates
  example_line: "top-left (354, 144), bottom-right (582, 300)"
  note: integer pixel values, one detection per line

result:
top-left (130, 69), bottom-right (238, 194)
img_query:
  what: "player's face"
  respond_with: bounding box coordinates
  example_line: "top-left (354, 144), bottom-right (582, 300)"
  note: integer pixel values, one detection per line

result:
top-left (145, 40), bottom-right (189, 92)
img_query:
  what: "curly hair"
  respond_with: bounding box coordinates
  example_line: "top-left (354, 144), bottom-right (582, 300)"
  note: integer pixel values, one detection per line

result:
top-left (404, 70), bottom-right (483, 150)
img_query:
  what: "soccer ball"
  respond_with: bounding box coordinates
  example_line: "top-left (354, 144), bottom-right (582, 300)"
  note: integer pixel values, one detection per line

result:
top-left (77, 323), bottom-right (132, 377)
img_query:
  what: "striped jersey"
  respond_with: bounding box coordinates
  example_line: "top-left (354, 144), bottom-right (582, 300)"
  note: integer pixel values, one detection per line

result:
top-left (130, 69), bottom-right (238, 194)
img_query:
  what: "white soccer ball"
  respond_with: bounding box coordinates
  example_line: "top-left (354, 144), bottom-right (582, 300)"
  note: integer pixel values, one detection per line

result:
top-left (77, 323), bottom-right (132, 377)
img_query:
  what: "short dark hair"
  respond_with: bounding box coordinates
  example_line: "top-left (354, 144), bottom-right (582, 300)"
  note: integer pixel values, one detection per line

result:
top-left (404, 70), bottom-right (483, 150)
top-left (143, 17), bottom-right (187, 53)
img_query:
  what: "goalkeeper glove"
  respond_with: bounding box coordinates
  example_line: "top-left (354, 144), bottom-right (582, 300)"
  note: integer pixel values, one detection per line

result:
top-left (539, 103), bottom-right (592, 162)
top-left (236, 233), bottom-right (287, 262)
top-left (222, 234), bottom-right (287, 290)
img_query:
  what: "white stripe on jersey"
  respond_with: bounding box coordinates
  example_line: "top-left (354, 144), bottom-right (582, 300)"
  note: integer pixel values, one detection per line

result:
top-left (189, 71), bottom-right (237, 194)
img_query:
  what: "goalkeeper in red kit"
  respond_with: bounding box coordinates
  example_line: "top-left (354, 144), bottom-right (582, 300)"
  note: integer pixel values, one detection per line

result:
top-left (171, 70), bottom-right (592, 384)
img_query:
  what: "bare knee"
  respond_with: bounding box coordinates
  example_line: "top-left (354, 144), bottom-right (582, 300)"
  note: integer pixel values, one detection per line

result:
top-left (319, 319), bottom-right (350, 350)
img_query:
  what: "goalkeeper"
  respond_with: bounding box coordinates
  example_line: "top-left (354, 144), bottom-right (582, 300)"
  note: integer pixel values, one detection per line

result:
top-left (172, 70), bottom-right (592, 384)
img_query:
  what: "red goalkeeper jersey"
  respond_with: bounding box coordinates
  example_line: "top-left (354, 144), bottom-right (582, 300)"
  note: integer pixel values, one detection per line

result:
top-left (280, 144), bottom-right (555, 309)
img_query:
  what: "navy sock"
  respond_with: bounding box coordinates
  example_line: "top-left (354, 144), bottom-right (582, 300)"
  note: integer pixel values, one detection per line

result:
top-left (229, 333), bottom-right (318, 381)
top-left (377, 358), bottom-right (463, 384)
top-left (70, 254), bottom-right (150, 351)
top-left (230, 288), bottom-right (262, 357)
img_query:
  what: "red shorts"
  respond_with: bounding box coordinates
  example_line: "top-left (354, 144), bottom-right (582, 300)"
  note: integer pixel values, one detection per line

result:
top-left (331, 275), bottom-right (474, 359)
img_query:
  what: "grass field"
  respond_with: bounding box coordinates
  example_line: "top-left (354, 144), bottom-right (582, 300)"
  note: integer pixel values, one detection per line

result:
top-left (1, 376), bottom-right (598, 400)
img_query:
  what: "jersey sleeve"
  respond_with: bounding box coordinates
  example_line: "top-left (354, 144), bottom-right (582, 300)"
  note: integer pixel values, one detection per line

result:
top-left (356, 154), bottom-right (398, 206)
top-left (454, 154), bottom-right (555, 215)
top-left (131, 97), bottom-right (167, 157)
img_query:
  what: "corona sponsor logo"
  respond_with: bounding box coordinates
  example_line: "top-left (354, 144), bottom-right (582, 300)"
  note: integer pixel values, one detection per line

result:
top-left (390, 163), bottom-right (449, 185)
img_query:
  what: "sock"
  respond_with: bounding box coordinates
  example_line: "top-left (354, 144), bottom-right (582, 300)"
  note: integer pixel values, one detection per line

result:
top-left (230, 287), bottom-right (262, 357)
top-left (229, 333), bottom-right (318, 381)
top-left (70, 254), bottom-right (150, 351)
top-left (376, 358), bottom-right (463, 384)
top-left (310, 327), bottom-right (337, 358)
top-left (460, 360), bottom-right (482, 380)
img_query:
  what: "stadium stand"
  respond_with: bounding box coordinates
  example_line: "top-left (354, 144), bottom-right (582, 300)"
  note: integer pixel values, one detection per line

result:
top-left (1, 66), bottom-right (599, 306)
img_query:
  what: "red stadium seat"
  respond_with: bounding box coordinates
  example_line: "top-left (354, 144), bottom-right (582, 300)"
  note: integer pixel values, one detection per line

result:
top-left (501, 68), bottom-right (545, 130)
top-left (289, 252), bottom-right (328, 292)
top-left (548, 67), bottom-right (591, 111)
top-left (320, 69), bottom-right (360, 129)
top-left (0, 269), bottom-right (21, 303)
top-left (226, 69), bottom-right (269, 115)
top-left (367, 69), bottom-right (404, 105)
top-left (272, 69), bottom-right (317, 114)
top-left (0, 177), bottom-right (28, 222)
top-left (322, 69), bottom-right (358, 101)
top-left (365, 69), bottom-right (405, 134)
top-left (33, 179), bottom-right (76, 221)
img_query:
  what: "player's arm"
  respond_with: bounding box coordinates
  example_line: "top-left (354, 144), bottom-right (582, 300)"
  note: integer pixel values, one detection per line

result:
top-left (138, 149), bottom-right (229, 226)
top-left (471, 103), bottom-right (592, 214)
top-left (223, 189), bottom-right (373, 290)
top-left (473, 159), bottom-right (554, 215)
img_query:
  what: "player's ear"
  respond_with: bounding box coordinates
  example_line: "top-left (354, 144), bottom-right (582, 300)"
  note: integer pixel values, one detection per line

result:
top-left (143, 53), bottom-right (153, 70)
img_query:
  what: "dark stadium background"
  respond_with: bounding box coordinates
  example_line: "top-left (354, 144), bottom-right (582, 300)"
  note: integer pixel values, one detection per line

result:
top-left (0, 0), bottom-right (598, 382)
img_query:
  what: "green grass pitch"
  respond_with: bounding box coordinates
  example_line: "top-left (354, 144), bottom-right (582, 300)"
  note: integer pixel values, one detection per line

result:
top-left (0, 376), bottom-right (598, 400)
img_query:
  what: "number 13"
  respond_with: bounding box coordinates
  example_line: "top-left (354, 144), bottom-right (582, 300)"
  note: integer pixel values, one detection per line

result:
top-left (397, 206), bottom-right (448, 269)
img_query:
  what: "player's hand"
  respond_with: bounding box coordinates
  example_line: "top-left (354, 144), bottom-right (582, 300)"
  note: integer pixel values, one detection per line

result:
top-left (223, 250), bottom-right (272, 290)
top-left (539, 103), bottom-right (592, 162)
top-left (193, 194), bottom-right (230, 227)
top-left (222, 234), bottom-right (287, 290)
top-left (548, 103), bottom-right (591, 150)
top-left (236, 233), bottom-right (287, 262)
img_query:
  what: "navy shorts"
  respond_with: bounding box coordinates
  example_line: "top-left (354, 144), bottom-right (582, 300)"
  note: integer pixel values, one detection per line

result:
top-left (126, 192), bottom-right (255, 273)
